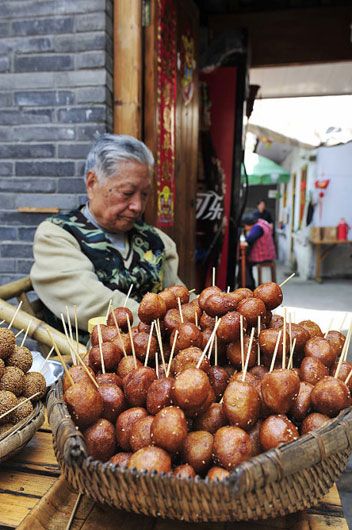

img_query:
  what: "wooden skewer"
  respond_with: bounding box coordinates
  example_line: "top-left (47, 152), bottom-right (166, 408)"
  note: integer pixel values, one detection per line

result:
top-left (279, 273), bottom-right (295, 288)
top-left (97, 324), bottom-right (105, 374)
top-left (144, 321), bottom-right (155, 367)
top-left (20, 320), bottom-right (32, 347)
top-left (188, 288), bottom-right (196, 294)
top-left (177, 297), bottom-right (184, 324)
top-left (0, 320), bottom-right (4, 326)
top-left (155, 319), bottom-right (166, 373)
top-left (288, 312), bottom-right (292, 357)
top-left (66, 306), bottom-right (76, 365)
top-left (75, 351), bottom-right (99, 389)
top-left (194, 310), bottom-right (198, 328)
top-left (342, 321), bottom-right (352, 362)
top-left (242, 328), bottom-right (255, 381)
top-left (212, 267), bottom-right (216, 287)
top-left (324, 317), bottom-right (334, 338)
top-left (39, 346), bottom-right (55, 371)
top-left (60, 314), bottom-right (77, 366)
top-left (8, 301), bottom-right (23, 329)
top-left (196, 318), bottom-right (221, 369)
top-left (345, 367), bottom-right (352, 386)
top-left (105, 299), bottom-right (113, 321)
top-left (287, 338), bottom-right (297, 370)
top-left (226, 286), bottom-right (231, 293)
top-left (340, 312), bottom-right (348, 332)
top-left (15, 328), bottom-right (24, 338)
top-left (45, 327), bottom-right (74, 385)
top-left (124, 284), bottom-right (133, 307)
top-left (155, 349), bottom-right (159, 379)
top-left (335, 325), bottom-right (352, 378)
top-left (240, 315), bottom-right (244, 371)
top-left (208, 317), bottom-right (218, 362)
top-left (257, 315), bottom-right (261, 366)
top-left (214, 324), bottom-right (218, 367)
top-left (166, 329), bottom-right (179, 378)
top-left (65, 492), bottom-right (83, 530)
top-left (282, 308), bottom-right (287, 369)
top-left (111, 310), bottom-right (127, 357)
top-left (73, 305), bottom-right (79, 359)
top-left (0, 392), bottom-right (41, 421)
top-left (269, 330), bottom-right (282, 373)
top-left (126, 315), bottom-right (137, 369)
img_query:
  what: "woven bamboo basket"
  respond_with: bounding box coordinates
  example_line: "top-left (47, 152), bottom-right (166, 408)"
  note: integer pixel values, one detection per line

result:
top-left (0, 401), bottom-right (45, 463)
top-left (47, 380), bottom-right (352, 522)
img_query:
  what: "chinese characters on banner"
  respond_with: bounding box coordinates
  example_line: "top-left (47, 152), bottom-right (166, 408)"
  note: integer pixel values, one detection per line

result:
top-left (156, 0), bottom-right (177, 227)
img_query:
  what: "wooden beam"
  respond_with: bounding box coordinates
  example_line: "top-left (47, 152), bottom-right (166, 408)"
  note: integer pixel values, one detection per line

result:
top-left (113, 0), bottom-right (142, 137)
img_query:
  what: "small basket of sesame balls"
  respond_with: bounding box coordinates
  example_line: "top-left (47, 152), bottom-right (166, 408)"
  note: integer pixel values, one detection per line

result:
top-left (0, 327), bottom-right (46, 462)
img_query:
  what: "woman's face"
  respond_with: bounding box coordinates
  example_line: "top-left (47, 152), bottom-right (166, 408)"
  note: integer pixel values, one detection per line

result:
top-left (86, 161), bottom-right (152, 233)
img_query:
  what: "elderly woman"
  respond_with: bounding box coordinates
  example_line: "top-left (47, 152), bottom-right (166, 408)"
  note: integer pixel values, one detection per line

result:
top-left (30, 134), bottom-right (183, 332)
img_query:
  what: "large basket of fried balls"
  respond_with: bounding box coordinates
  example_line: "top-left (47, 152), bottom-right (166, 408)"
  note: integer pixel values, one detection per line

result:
top-left (47, 283), bottom-right (352, 522)
top-left (0, 327), bottom-right (46, 462)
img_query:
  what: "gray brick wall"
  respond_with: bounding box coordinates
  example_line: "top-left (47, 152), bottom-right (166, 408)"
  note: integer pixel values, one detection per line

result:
top-left (0, 0), bottom-right (113, 283)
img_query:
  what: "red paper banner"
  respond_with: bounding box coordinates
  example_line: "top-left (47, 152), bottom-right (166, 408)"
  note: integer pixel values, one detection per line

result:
top-left (155, 0), bottom-right (177, 227)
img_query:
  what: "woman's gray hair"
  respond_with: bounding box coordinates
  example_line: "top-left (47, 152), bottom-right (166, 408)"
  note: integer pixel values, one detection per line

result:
top-left (84, 134), bottom-right (155, 183)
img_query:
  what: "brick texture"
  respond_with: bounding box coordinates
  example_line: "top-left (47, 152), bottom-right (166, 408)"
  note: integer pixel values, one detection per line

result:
top-left (0, 0), bottom-right (113, 283)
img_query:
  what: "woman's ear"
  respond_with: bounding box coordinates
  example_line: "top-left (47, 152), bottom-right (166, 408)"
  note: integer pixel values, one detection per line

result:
top-left (86, 171), bottom-right (98, 200)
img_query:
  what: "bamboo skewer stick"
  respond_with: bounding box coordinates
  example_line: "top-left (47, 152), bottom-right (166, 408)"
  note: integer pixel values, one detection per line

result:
top-left (269, 330), bottom-right (282, 373)
top-left (123, 284), bottom-right (133, 307)
top-left (279, 273), bottom-right (295, 288)
top-left (188, 288), bottom-right (196, 294)
top-left (0, 392), bottom-right (41, 421)
top-left (257, 316), bottom-right (261, 366)
top-left (194, 310), bottom-right (198, 328)
top-left (39, 346), bottom-right (55, 371)
top-left (240, 315), bottom-right (244, 371)
top-left (73, 305), bottom-right (79, 359)
top-left (15, 328), bottom-right (24, 338)
top-left (177, 297), bottom-right (184, 324)
top-left (324, 317), bottom-right (334, 338)
top-left (197, 318), bottom-right (221, 369)
top-left (0, 320), bottom-right (4, 326)
top-left (282, 308), bottom-right (287, 369)
top-left (242, 328), bottom-right (255, 381)
top-left (20, 320), bottom-right (31, 347)
top-left (214, 326), bottom-right (218, 367)
top-left (65, 492), bottom-right (83, 530)
top-left (212, 267), bottom-right (216, 287)
top-left (345, 367), bottom-right (352, 386)
top-left (166, 329), bottom-right (179, 378)
top-left (110, 311), bottom-right (127, 358)
top-left (75, 352), bottom-right (99, 389)
top-left (144, 321), bottom-right (155, 367)
top-left (287, 338), bottom-right (297, 370)
top-left (126, 315), bottom-right (137, 368)
top-left (46, 327), bottom-right (74, 385)
top-left (288, 313), bottom-right (292, 357)
top-left (105, 299), bottom-right (113, 321)
top-left (340, 312), bottom-right (348, 332)
top-left (335, 325), bottom-right (352, 378)
top-left (66, 306), bottom-right (76, 365)
top-left (155, 349), bottom-right (159, 379)
top-left (60, 314), bottom-right (77, 366)
top-left (155, 319), bottom-right (166, 373)
top-left (8, 301), bottom-right (23, 329)
top-left (97, 324), bottom-right (105, 374)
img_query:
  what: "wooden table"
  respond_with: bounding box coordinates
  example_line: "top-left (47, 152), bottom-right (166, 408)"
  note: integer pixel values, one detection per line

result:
top-left (310, 238), bottom-right (352, 283)
top-left (0, 417), bottom-right (348, 530)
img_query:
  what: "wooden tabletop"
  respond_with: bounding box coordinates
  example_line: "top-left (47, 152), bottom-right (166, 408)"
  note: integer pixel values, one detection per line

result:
top-left (0, 416), bottom-right (349, 530)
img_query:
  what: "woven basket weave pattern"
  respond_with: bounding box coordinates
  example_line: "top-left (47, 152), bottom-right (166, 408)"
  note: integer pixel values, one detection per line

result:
top-left (47, 381), bottom-right (352, 522)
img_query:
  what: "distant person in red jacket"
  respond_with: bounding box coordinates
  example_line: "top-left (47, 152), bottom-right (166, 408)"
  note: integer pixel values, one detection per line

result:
top-left (240, 212), bottom-right (276, 289)
top-left (254, 199), bottom-right (273, 228)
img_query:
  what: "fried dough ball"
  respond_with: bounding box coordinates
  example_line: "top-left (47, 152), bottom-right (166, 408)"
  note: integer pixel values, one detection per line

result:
top-left (174, 463), bottom-right (196, 479)
top-left (206, 466), bottom-right (230, 481)
top-left (85, 418), bottom-right (116, 462)
top-left (199, 312), bottom-right (216, 330)
top-left (138, 293), bottom-right (167, 324)
top-left (301, 413), bottom-right (330, 435)
top-left (213, 426), bottom-right (252, 470)
top-left (269, 315), bottom-right (284, 329)
top-left (88, 342), bottom-right (122, 373)
top-left (96, 372), bottom-right (122, 387)
top-left (249, 365), bottom-right (268, 380)
top-left (216, 311), bottom-right (243, 343)
top-left (117, 355), bottom-right (142, 379)
top-left (259, 415), bottom-right (299, 450)
top-left (253, 282), bottom-right (283, 310)
top-left (146, 376), bottom-right (174, 415)
top-left (288, 324), bottom-right (310, 355)
top-left (181, 302), bottom-right (202, 325)
top-left (12, 396), bottom-right (34, 423)
top-left (310, 376), bottom-right (350, 417)
top-left (325, 330), bottom-right (345, 357)
top-left (171, 347), bottom-right (210, 376)
top-left (164, 308), bottom-right (182, 333)
top-left (123, 366), bottom-right (156, 407)
top-left (263, 310), bottom-right (273, 327)
top-left (259, 328), bottom-right (289, 364)
top-left (172, 368), bottom-right (212, 412)
top-left (186, 386), bottom-right (215, 419)
top-left (151, 406), bottom-right (188, 453)
top-left (90, 324), bottom-right (117, 346)
top-left (112, 333), bottom-right (132, 357)
top-left (0, 359), bottom-right (4, 380)
top-left (299, 320), bottom-right (323, 339)
top-left (232, 288), bottom-right (253, 302)
top-left (230, 371), bottom-right (258, 386)
top-left (116, 407), bottom-right (148, 451)
top-left (223, 380), bottom-right (261, 430)
top-left (261, 369), bottom-right (300, 414)
top-left (130, 415), bottom-right (154, 452)
top-left (0, 328), bottom-right (16, 359)
top-left (133, 331), bottom-right (158, 362)
top-left (237, 298), bottom-right (266, 327)
top-left (299, 356), bottom-right (329, 386)
top-left (110, 452), bottom-right (132, 468)
top-left (63, 365), bottom-right (96, 393)
top-left (0, 423), bottom-right (14, 437)
top-left (170, 322), bottom-right (203, 351)
top-left (203, 293), bottom-right (237, 317)
top-left (158, 288), bottom-right (178, 310)
top-left (182, 431), bottom-right (213, 474)
top-left (0, 366), bottom-right (24, 396)
top-left (198, 286), bottom-right (221, 311)
top-left (98, 383), bottom-right (126, 423)
top-left (7, 346), bottom-right (32, 373)
top-left (64, 382), bottom-right (103, 428)
top-left (248, 420), bottom-right (263, 456)
top-left (194, 403), bottom-right (228, 434)
top-left (106, 307), bottom-right (133, 332)
top-left (128, 446), bottom-right (172, 473)
top-left (208, 366), bottom-right (229, 400)
top-left (289, 381), bottom-right (313, 422)
top-left (331, 361), bottom-right (352, 391)
top-left (168, 285), bottom-right (190, 305)
top-left (22, 372), bottom-right (46, 401)
top-left (0, 390), bottom-right (17, 424)
top-left (226, 335), bottom-right (257, 370)
top-left (304, 337), bottom-right (336, 368)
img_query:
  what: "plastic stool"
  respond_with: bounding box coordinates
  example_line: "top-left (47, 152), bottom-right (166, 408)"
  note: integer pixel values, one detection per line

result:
top-left (256, 261), bottom-right (277, 284)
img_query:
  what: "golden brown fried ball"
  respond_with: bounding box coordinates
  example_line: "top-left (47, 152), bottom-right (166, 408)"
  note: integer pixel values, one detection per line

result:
top-left (0, 328), bottom-right (16, 360)
top-left (0, 390), bottom-right (17, 424)
top-left (6, 345), bottom-right (32, 373)
top-left (11, 396), bottom-right (33, 423)
top-left (0, 422), bottom-right (14, 437)
top-left (0, 366), bottom-right (25, 396)
top-left (22, 372), bottom-right (46, 401)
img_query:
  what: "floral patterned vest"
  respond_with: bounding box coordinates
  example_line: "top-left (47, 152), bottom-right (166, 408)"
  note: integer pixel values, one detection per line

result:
top-left (49, 208), bottom-right (166, 301)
